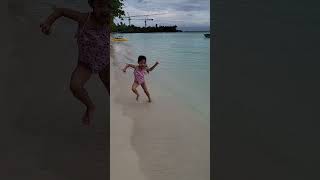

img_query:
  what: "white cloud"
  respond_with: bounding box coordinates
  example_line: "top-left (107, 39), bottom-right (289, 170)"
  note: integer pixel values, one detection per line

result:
top-left (116, 0), bottom-right (210, 29)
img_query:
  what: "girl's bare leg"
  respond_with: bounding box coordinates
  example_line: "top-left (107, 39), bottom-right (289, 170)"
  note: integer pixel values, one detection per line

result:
top-left (98, 64), bottom-right (110, 95)
top-left (70, 64), bottom-right (94, 125)
top-left (132, 82), bottom-right (140, 101)
top-left (141, 82), bottom-right (152, 102)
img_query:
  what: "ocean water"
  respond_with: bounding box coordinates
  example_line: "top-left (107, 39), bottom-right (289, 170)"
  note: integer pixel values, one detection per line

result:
top-left (113, 32), bottom-right (210, 121)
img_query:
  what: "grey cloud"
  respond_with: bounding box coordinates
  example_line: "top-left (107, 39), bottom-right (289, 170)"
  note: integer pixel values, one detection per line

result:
top-left (136, 0), bottom-right (151, 3)
top-left (173, 4), bottom-right (208, 12)
top-left (123, 0), bottom-right (210, 28)
top-left (131, 0), bottom-right (209, 12)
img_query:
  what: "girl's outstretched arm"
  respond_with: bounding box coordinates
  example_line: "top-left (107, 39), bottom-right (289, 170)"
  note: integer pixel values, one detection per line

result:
top-left (122, 64), bottom-right (136, 72)
top-left (40, 7), bottom-right (87, 35)
top-left (147, 61), bottom-right (159, 72)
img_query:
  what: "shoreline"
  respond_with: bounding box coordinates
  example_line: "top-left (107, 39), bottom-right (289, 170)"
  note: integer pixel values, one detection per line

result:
top-left (111, 32), bottom-right (210, 122)
top-left (110, 45), bottom-right (147, 180)
top-left (111, 31), bottom-right (209, 34)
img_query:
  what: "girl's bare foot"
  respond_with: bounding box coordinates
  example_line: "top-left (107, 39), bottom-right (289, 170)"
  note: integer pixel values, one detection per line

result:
top-left (82, 106), bottom-right (96, 126)
top-left (136, 94), bottom-right (140, 101)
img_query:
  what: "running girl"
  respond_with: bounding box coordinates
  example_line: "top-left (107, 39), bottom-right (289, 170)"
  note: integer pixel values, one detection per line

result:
top-left (40, 0), bottom-right (111, 125)
top-left (122, 55), bottom-right (159, 102)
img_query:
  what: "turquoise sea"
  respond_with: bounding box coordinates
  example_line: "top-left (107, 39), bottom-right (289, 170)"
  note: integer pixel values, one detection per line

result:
top-left (113, 32), bottom-right (210, 121)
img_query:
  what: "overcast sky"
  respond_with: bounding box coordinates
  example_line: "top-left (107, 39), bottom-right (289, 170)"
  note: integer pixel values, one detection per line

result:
top-left (115, 0), bottom-right (210, 31)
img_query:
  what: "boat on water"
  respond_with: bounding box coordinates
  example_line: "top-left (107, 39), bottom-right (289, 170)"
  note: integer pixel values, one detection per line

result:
top-left (112, 36), bottom-right (128, 42)
top-left (204, 33), bottom-right (210, 38)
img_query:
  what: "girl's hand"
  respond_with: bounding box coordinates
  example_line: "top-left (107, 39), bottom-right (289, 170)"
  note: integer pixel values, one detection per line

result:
top-left (122, 68), bottom-right (126, 73)
top-left (40, 21), bottom-right (52, 35)
top-left (40, 5), bottom-right (61, 35)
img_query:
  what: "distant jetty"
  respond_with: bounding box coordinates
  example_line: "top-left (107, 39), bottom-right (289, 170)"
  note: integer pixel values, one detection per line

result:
top-left (112, 24), bottom-right (182, 33)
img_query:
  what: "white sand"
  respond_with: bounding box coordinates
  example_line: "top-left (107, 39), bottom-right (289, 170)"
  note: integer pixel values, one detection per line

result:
top-left (110, 42), bottom-right (210, 180)
top-left (110, 45), bottom-right (147, 179)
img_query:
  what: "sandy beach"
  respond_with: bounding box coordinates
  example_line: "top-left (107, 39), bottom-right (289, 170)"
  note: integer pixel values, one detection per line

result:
top-left (110, 42), bottom-right (210, 180)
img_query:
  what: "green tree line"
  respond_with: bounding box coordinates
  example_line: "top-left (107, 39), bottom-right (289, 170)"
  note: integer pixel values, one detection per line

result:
top-left (112, 23), bottom-right (182, 33)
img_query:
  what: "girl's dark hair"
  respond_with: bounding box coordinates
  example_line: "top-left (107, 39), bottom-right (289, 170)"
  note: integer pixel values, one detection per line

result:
top-left (88, 0), bottom-right (112, 8)
top-left (88, 0), bottom-right (113, 27)
top-left (88, 0), bottom-right (94, 8)
top-left (138, 55), bottom-right (147, 63)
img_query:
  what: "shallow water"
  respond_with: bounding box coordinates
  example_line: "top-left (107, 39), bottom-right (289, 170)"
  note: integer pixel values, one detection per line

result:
top-left (112, 32), bottom-right (210, 121)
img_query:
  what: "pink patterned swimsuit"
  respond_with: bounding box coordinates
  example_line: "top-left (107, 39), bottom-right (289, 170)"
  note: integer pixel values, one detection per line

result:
top-left (134, 67), bottom-right (146, 85)
top-left (76, 13), bottom-right (110, 73)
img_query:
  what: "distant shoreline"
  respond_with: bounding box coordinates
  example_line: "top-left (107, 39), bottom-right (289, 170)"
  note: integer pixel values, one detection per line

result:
top-left (181, 31), bottom-right (210, 33)
top-left (112, 31), bottom-right (210, 34)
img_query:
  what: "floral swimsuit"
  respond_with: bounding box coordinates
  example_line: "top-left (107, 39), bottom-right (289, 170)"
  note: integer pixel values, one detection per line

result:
top-left (134, 67), bottom-right (146, 85)
top-left (76, 13), bottom-right (110, 73)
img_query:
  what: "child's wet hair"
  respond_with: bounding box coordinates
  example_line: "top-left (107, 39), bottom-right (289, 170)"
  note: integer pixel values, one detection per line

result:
top-left (138, 55), bottom-right (147, 63)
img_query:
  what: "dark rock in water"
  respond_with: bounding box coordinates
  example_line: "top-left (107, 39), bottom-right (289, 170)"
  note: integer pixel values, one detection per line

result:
top-left (204, 33), bottom-right (210, 38)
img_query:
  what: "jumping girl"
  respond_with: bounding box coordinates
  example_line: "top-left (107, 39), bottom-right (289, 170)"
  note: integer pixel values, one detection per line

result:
top-left (40, 0), bottom-right (111, 125)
